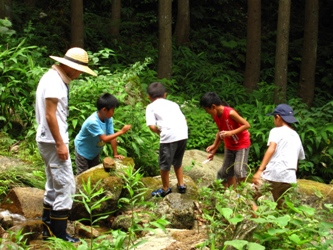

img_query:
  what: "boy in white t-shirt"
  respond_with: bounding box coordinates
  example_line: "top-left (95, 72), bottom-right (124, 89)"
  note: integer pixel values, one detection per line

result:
top-left (252, 104), bottom-right (305, 209)
top-left (145, 82), bottom-right (188, 197)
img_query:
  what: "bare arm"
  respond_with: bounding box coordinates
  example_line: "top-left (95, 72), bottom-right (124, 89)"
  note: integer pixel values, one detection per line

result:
top-left (219, 110), bottom-right (250, 138)
top-left (206, 132), bottom-right (223, 160)
top-left (252, 142), bottom-right (277, 184)
top-left (45, 98), bottom-right (68, 160)
top-left (148, 125), bottom-right (161, 135)
top-left (110, 138), bottom-right (124, 159)
top-left (99, 124), bottom-right (131, 142)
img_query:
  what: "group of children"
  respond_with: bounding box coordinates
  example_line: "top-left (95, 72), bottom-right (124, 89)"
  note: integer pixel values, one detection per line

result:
top-left (76, 81), bottom-right (305, 209)
top-left (35, 48), bottom-right (305, 243)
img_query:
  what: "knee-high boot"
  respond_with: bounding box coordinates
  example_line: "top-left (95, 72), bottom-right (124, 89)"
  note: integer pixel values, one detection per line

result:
top-left (50, 210), bottom-right (80, 243)
top-left (42, 204), bottom-right (53, 240)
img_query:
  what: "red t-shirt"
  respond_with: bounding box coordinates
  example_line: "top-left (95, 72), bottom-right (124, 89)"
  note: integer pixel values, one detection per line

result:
top-left (213, 106), bottom-right (251, 150)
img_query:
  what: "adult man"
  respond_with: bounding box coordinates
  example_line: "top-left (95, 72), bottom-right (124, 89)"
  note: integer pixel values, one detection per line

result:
top-left (35, 47), bottom-right (97, 242)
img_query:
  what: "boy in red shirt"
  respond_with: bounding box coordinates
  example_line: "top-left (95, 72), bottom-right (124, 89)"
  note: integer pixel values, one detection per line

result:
top-left (200, 92), bottom-right (251, 188)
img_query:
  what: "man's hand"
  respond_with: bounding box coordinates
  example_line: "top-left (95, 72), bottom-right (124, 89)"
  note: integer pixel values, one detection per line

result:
top-left (56, 143), bottom-right (69, 161)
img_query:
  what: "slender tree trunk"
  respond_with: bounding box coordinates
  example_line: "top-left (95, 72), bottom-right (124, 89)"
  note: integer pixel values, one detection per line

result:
top-left (70, 0), bottom-right (84, 48)
top-left (243, 0), bottom-right (261, 92)
top-left (274, 0), bottom-right (290, 104)
top-left (157, 0), bottom-right (172, 79)
top-left (174, 0), bottom-right (190, 46)
top-left (110, 0), bottom-right (121, 39)
top-left (0, 0), bottom-right (12, 20)
top-left (299, 0), bottom-right (318, 107)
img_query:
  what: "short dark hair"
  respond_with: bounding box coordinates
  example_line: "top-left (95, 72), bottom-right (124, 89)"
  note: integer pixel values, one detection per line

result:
top-left (96, 93), bottom-right (119, 111)
top-left (147, 82), bottom-right (166, 98)
top-left (200, 92), bottom-right (225, 108)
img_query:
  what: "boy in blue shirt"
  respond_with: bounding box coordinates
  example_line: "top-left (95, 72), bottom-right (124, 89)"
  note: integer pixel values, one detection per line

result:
top-left (74, 93), bottom-right (131, 175)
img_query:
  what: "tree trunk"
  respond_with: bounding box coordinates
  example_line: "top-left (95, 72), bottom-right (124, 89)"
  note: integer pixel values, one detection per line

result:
top-left (274, 0), bottom-right (290, 104)
top-left (110, 0), bottom-right (121, 39)
top-left (0, 0), bottom-right (12, 20)
top-left (157, 0), bottom-right (172, 80)
top-left (174, 0), bottom-right (190, 46)
top-left (70, 0), bottom-right (84, 48)
top-left (243, 0), bottom-right (261, 92)
top-left (299, 0), bottom-right (318, 107)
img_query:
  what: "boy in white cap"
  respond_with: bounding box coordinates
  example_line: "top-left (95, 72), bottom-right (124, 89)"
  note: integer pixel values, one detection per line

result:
top-left (35, 47), bottom-right (97, 242)
top-left (252, 104), bottom-right (305, 209)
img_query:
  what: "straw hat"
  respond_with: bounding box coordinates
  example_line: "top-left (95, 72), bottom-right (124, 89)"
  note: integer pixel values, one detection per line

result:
top-left (50, 47), bottom-right (97, 76)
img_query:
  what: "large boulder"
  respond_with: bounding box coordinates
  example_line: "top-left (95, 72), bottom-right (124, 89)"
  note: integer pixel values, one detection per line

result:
top-left (180, 149), bottom-right (223, 188)
top-left (0, 187), bottom-right (44, 219)
top-left (71, 157), bottom-right (135, 221)
top-left (297, 179), bottom-right (333, 208)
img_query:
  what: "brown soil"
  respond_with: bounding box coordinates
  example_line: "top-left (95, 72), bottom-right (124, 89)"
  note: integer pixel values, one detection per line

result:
top-left (163, 229), bottom-right (208, 250)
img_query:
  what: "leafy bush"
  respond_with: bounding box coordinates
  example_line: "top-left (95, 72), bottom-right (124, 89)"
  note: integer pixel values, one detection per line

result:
top-left (0, 38), bottom-right (46, 136)
top-left (198, 180), bottom-right (333, 249)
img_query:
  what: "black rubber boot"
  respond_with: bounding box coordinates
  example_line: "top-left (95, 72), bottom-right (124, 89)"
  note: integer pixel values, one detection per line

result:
top-left (42, 204), bottom-right (53, 240)
top-left (50, 210), bottom-right (80, 243)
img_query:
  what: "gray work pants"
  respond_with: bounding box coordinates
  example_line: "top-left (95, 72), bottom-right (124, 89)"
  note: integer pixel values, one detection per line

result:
top-left (37, 142), bottom-right (75, 210)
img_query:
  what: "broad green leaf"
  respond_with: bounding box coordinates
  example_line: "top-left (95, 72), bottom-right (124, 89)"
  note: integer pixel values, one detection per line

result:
top-left (275, 215), bottom-right (290, 228)
top-left (224, 240), bottom-right (247, 250)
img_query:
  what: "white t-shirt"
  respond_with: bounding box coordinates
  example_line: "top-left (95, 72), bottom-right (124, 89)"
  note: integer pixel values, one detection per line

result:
top-left (35, 69), bottom-right (69, 143)
top-left (261, 125), bottom-right (305, 183)
top-left (145, 98), bottom-right (188, 143)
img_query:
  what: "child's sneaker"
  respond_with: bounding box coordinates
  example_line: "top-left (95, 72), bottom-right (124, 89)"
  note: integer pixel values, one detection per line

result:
top-left (152, 188), bottom-right (172, 197)
top-left (177, 184), bottom-right (187, 194)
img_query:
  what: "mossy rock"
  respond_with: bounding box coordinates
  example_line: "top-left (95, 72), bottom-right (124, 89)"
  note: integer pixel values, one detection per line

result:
top-left (297, 179), bottom-right (333, 205)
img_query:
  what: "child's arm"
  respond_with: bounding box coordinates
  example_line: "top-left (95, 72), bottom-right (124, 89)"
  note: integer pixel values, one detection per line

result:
top-left (252, 142), bottom-right (277, 184)
top-left (206, 132), bottom-right (222, 160)
top-left (99, 124), bottom-right (131, 142)
top-left (148, 125), bottom-right (160, 135)
top-left (110, 139), bottom-right (124, 159)
top-left (220, 110), bottom-right (250, 138)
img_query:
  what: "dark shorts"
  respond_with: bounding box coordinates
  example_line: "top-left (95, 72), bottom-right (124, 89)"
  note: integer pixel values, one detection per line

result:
top-left (159, 139), bottom-right (187, 171)
top-left (75, 150), bottom-right (100, 175)
top-left (255, 179), bottom-right (292, 209)
top-left (268, 180), bottom-right (292, 208)
top-left (217, 147), bottom-right (249, 179)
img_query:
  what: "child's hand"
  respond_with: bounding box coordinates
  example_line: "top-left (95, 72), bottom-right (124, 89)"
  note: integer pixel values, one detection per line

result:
top-left (252, 172), bottom-right (262, 185)
top-left (121, 124), bottom-right (132, 133)
top-left (206, 145), bottom-right (215, 153)
top-left (206, 145), bottom-right (216, 160)
top-left (114, 154), bottom-right (125, 160)
top-left (219, 130), bottom-right (233, 139)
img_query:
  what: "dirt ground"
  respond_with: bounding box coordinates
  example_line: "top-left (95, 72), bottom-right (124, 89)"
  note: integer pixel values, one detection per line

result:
top-left (163, 229), bottom-right (209, 250)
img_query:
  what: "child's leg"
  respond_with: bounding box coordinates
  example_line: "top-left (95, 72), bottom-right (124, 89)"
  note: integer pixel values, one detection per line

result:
top-left (174, 165), bottom-right (184, 186)
top-left (217, 148), bottom-right (235, 188)
top-left (234, 147), bottom-right (250, 184)
top-left (226, 176), bottom-right (237, 189)
top-left (172, 139), bottom-right (187, 186)
top-left (160, 169), bottom-right (170, 191)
